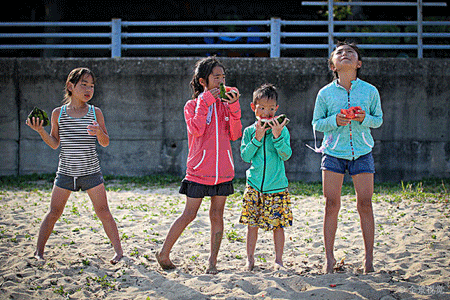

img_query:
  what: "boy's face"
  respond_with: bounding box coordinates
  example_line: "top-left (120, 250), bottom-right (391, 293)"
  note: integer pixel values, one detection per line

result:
top-left (251, 97), bottom-right (278, 119)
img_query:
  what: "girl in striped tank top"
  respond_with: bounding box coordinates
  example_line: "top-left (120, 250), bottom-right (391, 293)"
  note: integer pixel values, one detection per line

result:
top-left (26, 67), bottom-right (123, 264)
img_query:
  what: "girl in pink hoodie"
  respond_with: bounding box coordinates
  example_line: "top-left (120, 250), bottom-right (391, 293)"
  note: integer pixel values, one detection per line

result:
top-left (156, 57), bottom-right (242, 274)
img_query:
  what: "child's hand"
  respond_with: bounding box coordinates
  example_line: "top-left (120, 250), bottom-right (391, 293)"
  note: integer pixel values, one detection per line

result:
top-left (87, 121), bottom-right (101, 136)
top-left (205, 87), bottom-right (220, 100)
top-left (269, 117), bottom-right (287, 139)
top-left (353, 109), bottom-right (366, 123)
top-left (336, 113), bottom-right (351, 126)
top-left (26, 117), bottom-right (45, 133)
top-left (222, 91), bottom-right (240, 104)
top-left (255, 119), bottom-right (269, 141)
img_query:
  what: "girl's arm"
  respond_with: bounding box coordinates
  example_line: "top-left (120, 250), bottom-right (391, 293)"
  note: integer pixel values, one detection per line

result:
top-left (227, 100), bottom-right (242, 141)
top-left (88, 107), bottom-right (109, 147)
top-left (361, 89), bottom-right (383, 128)
top-left (273, 127), bottom-right (292, 161)
top-left (184, 91), bottom-right (216, 137)
top-left (240, 127), bottom-right (260, 163)
top-left (26, 108), bottom-right (60, 149)
top-left (311, 93), bottom-right (338, 132)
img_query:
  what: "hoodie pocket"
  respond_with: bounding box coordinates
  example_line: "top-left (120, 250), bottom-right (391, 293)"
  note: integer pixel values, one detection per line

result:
top-left (362, 132), bottom-right (374, 148)
top-left (193, 150), bottom-right (206, 170)
top-left (227, 150), bottom-right (235, 170)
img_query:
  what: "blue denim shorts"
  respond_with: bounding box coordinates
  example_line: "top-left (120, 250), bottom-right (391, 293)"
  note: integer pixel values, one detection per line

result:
top-left (321, 153), bottom-right (375, 176)
top-left (54, 172), bottom-right (104, 192)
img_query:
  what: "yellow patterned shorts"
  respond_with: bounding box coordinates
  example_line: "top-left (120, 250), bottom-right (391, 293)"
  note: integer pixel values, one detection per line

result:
top-left (239, 185), bottom-right (293, 231)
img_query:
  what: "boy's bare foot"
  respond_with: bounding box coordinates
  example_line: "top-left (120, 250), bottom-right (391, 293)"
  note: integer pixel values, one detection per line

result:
top-left (34, 251), bottom-right (44, 261)
top-left (110, 252), bottom-right (123, 264)
top-left (155, 251), bottom-right (176, 270)
top-left (324, 258), bottom-right (336, 274)
top-left (245, 258), bottom-right (255, 271)
top-left (206, 263), bottom-right (219, 275)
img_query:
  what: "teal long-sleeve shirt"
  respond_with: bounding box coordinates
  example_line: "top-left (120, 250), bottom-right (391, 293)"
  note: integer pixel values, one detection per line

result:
top-left (312, 79), bottom-right (383, 160)
top-left (240, 124), bottom-right (291, 193)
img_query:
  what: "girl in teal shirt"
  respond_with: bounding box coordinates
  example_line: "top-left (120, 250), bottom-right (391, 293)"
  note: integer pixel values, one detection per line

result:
top-left (312, 42), bottom-right (383, 274)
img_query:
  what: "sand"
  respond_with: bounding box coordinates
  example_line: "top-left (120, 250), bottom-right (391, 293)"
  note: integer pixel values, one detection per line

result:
top-left (0, 182), bottom-right (449, 299)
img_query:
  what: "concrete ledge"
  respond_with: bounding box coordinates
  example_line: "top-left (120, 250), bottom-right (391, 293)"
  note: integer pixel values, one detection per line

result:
top-left (1, 57), bottom-right (449, 181)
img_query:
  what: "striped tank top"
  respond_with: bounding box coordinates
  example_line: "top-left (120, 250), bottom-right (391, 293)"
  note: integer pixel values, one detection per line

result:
top-left (57, 105), bottom-right (101, 177)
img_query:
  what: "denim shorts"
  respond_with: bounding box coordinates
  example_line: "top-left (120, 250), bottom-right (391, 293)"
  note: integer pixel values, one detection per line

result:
top-left (54, 172), bottom-right (104, 192)
top-left (321, 153), bottom-right (375, 176)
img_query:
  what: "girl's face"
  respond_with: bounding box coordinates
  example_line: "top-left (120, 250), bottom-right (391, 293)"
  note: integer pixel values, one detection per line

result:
top-left (251, 97), bottom-right (279, 119)
top-left (201, 66), bottom-right (225, 90)
top-left (68, 74), bottom-right (95, 103)
top-left (330, 45), bottom-right (362, 74)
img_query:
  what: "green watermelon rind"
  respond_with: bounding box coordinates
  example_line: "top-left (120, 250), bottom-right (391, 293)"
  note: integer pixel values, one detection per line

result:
top-left (28, 107), bottom-right (50, 126)
top-left (259, 114), bottom-right (290, 128)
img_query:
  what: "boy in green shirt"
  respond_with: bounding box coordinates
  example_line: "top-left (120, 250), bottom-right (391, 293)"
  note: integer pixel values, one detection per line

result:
top-left (239, 83), bottom-right (293, 271)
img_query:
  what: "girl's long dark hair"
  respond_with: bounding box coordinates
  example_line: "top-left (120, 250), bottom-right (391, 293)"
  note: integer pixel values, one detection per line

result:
top-left (190, 56), bottom-right (225, 99)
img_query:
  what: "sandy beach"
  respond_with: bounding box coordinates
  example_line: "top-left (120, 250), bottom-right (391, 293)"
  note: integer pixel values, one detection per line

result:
top-left (0, 181), bottom-right (449, 299)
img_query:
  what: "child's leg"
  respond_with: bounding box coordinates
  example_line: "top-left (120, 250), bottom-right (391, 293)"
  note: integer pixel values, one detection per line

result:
top-left (206, 195), bottom-right (227, 274)
top-left (273, 227), bottom-right (285, 268)
top-left (322, 170), bottom-right (344, 273)
top-left (157, 196), bottom-right (203, 269)
top-left (246, 226), bottom-right (258, 271)
top-left (35, 185), bottom-right (71, 260)
top-left (352, 173), bottom-right (375, 273)
top-left (87, 183), bottom-right (123, 264)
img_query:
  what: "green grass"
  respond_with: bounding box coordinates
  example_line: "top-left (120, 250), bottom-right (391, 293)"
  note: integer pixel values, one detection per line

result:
top-left (1, 174), bottom-right (448, 203)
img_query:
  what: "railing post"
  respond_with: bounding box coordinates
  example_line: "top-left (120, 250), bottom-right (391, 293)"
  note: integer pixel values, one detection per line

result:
top-left (417, 0), bottom-right (423, 58)
top-left (111, 18), bottom-right (121, 58)
top-left (270, 18), bottom-right (281, 58)
top-left (328, 0), bottom-right (334, 56)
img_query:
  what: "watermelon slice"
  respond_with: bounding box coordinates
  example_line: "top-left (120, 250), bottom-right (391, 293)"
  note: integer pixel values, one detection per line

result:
top-left (258, 114), bottom-right (290, 128)
top-left (340, 106), bottom-right (362, 119)
top-left (219, 83), bottom-right (238, 101)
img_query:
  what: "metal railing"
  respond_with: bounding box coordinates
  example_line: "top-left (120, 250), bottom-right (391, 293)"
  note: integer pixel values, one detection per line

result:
top-left (0, 1), bottom-right (449, 58)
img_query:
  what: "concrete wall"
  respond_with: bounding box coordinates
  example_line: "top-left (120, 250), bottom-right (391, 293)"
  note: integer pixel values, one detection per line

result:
top-left (1, 57), bottom-right (449, 182)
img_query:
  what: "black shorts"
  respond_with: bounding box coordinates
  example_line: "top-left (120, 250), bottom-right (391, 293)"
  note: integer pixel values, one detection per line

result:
top-left (54, 172), bottom-right (104, 192)
top-left (179, 179), bottom-right (234, 198)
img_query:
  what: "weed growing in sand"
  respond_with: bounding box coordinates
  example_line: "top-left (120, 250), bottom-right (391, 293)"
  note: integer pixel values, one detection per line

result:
top-left (189, 254), bottom-right (199, 261)
top-left (53, 285), bottom-right (67, 296)
top-left (86, 275), bottom-right (116, 289)
top-left (130, 247), bottom-right (139, 256)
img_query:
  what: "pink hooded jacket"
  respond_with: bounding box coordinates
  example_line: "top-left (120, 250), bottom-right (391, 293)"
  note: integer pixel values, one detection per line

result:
top-left (184, 89), bottom-right (242, 185)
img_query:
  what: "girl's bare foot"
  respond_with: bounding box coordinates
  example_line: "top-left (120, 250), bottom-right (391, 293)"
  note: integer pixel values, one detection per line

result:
top-left (245, 258), bottom-right (255, 271)
top-left (34, 251), bottom-right (44, 261)
top-left (364, 259), bottom-right (374, 273)
top-left (274, 260), bottom-right (284, 270)
top-left (324, 258), bottom-right (336, 274)
top-left (156, 251), bottom-right (176, 270)
top-left (110, 252), bottom-right (123, 264)
top-left (206, 263), bottom-right (218, 274)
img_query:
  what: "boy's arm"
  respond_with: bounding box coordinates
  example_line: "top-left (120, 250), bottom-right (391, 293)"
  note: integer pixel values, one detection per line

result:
top-left (273, 127), bottom-right (292, 161)
top-left (227, 100), bottom-right (242, 141)
top-left (361, 89), bottom-right (383, 128)
top-left (240, 127), bottom-right (260, 163)
top-left (184, 91), bottom-right (216, 137)
top-left (312, 93), bottom-right (338, 132)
